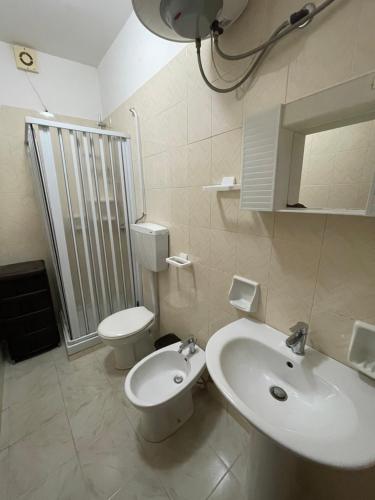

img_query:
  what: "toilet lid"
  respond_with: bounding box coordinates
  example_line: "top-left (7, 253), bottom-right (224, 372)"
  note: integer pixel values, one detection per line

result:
top-left (98, 307), bottom-right (155, 339)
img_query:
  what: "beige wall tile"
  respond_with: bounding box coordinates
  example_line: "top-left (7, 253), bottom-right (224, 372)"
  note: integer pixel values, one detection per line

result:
top-left (169, 224), bottom-right (189, 257)
top-left (314, 216), bottom-right (375, 323)
top-left (286, 0), bottom-right (358, 101)
top-left (188, 188), bottom-right (211, 229)
top-left (235, 233), bottom-right (272, 285)
top-left (266, 290), bottom-right (312, 336)
top-left (189, 227), bottom-right (210, 267)
top-left (327, 184), bottom-right (359, 210)
top-left (269, 238), bottom-right (321, 303)
top-left (309, 307), bottom-right (355, 365)
top-left (237, 210), bottom-right (274, 238)
top-left (211, 129), bottom-right (242, 185)
top-left (187, 139), bottom-right (211, 187)
top-left (211, 192), bottom-right (239, 232)
top-left (301, 152), bottom-right (334, 186)
top-left (243, 66), bottom-right (289, 116)
top-left (208, 269), bottom-right (237, 334)
top-left (332, 149), bottom-right (368, 185)
top-left (187, 85), bottom-right (212, 144)
top-left (299, 185), bottom-right (329, 208)
top-left (274, 213), bottom-right (326, 246)
top-left (336, 121), bottom-right (373, 152)
top-left (171, 188), bottom-right (189, 226)
top-left (353, 0), bottom-right (375, 75)
top-left (143, 153), bottom-right (170, 189)
top-left (212, 92), bottom-right (243, 137)
top-left (168, 146), bottom-right (188, 188)
top-left (209, 230), bottom-right (236, 274)
top-left (146, 188), bottom-right (171, 225)
top-left (163, 101), bottom-right (188, 150)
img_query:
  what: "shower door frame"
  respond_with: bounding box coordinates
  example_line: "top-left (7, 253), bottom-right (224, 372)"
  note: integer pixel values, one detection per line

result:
top-left (26, 117), bottom-right (143, 354)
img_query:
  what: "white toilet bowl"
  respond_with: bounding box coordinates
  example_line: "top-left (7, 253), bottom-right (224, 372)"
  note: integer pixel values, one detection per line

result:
top-left (124, 341), bottom-right (206, 442)
top-left (97, 307), bottom-right (155, 369)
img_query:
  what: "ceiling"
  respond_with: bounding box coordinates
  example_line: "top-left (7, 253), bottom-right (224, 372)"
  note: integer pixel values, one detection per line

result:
top-left (0, 0), bottom-right (133, 66)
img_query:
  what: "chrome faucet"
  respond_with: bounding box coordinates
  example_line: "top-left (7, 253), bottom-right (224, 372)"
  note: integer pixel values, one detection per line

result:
top-left (178, 336), bottom-right (197, 355)
top-left (286, 322), bottom-right (309, 355)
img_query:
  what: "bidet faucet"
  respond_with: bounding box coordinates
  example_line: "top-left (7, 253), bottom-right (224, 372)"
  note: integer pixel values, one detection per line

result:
top-left (286, 322), bottom-right (309, 355)
top-left (178, 336), bottom-right (197, 355)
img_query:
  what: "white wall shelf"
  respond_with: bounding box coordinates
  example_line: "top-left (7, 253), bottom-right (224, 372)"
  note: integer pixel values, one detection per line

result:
top-left (277, 208), bottom-right (368, 216)
top-left (203, 184), bottom-right (241, 192)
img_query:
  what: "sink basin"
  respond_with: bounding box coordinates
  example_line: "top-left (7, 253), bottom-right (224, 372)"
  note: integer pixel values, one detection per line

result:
top-left (206, 318), bottom-right (375, 469)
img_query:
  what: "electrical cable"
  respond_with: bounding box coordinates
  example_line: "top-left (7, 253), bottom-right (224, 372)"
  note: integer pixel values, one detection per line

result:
top-left (210, 33), bottom-right (256, 84)
top-left (25, 71), bottom-right (50, 113)
top-left (196, 21), bottom-right (289, 94)
top-left (213, 0), bottom-right (337, 61)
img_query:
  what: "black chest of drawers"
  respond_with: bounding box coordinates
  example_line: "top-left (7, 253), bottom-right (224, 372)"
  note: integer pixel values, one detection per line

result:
top-left (0, 260), bottom-right (60, 362)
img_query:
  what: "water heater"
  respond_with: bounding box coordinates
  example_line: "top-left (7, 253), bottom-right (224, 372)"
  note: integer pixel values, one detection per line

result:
top-left (132, 0), bottom-right (249, 42)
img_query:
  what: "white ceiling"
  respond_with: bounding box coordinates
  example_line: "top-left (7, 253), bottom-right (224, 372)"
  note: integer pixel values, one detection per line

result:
top-left (0, 0), bottom-right (133, 66)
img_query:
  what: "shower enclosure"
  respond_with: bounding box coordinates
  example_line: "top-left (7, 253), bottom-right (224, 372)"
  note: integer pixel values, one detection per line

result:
top-left (26, 117), bottom-right (142, 354)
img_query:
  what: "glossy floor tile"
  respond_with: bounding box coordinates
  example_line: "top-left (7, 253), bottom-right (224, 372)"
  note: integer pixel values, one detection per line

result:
top-left (0, 345), bottom-right (248, 500)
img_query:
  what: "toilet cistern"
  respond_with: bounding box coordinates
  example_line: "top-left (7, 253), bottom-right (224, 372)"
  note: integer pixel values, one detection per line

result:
top-left (178, 336), bottom-right (197, 355)
top-left (286, 321), bottom-right (309, 355)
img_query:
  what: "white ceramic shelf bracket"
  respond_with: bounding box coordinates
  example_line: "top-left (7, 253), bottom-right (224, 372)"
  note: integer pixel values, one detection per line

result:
top-left (348, 320), bottom-right (375, 379)
top-left (229, 275), bottom-right (259, 313)
top-left (166, 253), bottom-right (192, 268)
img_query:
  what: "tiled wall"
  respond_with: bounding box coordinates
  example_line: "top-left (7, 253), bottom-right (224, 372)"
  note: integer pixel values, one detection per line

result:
top-left (108, 0), bottom-right (375, 367)
top-left (300, 121), bottom-right (375, 209)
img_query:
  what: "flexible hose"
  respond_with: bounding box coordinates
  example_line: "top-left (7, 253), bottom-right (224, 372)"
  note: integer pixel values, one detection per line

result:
top-left (196, 22), bottom-right (289, 94)
top-left (214, 0), bottom-right (338, 61)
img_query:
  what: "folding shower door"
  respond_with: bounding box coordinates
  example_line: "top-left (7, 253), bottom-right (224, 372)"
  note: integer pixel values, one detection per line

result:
top-left (26, 117), bottom-right (141, 353)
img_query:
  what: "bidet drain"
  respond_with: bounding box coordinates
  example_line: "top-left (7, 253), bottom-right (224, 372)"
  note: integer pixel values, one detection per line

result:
top-left (269, 386), bottom-right (288, 401)
top-left (174, 375), bottom-right (183, 384)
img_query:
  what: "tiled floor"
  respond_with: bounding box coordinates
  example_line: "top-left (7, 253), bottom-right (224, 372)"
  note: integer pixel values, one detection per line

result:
top-left (0, 345), bottom-right (249, 500)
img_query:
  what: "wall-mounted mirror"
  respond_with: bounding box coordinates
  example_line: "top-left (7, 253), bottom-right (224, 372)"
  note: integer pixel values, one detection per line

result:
top-left (240, 72), bottom-right (375, 216)
top-left (298, 120), bottom-right (375, 211)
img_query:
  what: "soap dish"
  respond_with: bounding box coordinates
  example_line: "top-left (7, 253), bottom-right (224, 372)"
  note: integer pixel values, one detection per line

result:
top-left (348, 320), bottom-right (375, 379)
top-left (228, 275), bottom-right (259, 313)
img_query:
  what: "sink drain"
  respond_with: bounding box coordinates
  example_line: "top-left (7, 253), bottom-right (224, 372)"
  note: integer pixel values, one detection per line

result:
top-left (174, 375), bottom-right (183, 384)
top-left (269, 386), bottom-right (288, 401)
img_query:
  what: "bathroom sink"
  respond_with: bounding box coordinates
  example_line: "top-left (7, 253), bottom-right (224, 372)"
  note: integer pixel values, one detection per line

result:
top-left (206, 318), bottom-right (375, 469)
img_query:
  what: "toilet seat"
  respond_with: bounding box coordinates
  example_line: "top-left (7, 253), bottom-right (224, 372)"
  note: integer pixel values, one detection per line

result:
top-left (98, 306), bottom-right (154, 340)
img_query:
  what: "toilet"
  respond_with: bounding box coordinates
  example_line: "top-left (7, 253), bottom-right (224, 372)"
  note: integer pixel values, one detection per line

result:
top-left (97, 223), bottom-right (169, 369)
top-left (97, 306), bottom-right (155, 369)
top-left (125, 340), bottom-right (206, 442)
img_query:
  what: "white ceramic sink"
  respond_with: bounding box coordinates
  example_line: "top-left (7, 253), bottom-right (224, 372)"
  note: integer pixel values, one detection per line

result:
top-left (206, 318), bottom-right (375, 469)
